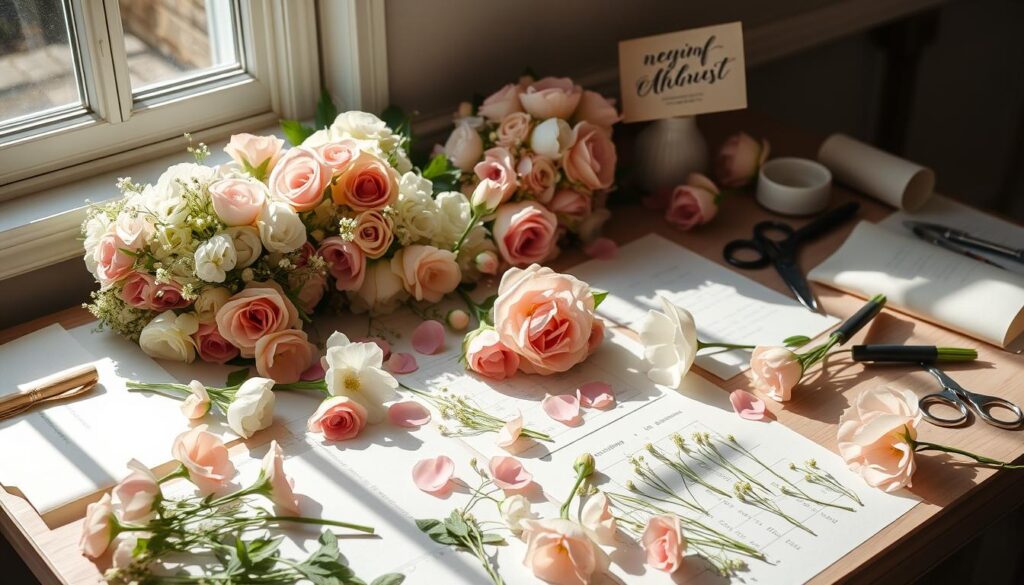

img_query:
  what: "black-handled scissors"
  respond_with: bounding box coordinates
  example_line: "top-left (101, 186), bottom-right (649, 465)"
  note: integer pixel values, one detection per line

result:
top-left (723, 202), bottom-right (860, 311)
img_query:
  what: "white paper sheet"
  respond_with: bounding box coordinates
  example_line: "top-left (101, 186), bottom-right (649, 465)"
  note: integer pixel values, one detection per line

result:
top-left (571, 234), bottom-right (839, 378)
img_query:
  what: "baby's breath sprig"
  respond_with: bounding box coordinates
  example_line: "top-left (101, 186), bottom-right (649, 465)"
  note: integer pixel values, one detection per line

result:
top-left (398, 382), bottom-right (552, 443)
top-left (627, 454), bottom-right (707, 515)
top-left (646, 442), bottom-right (731, 498)
top-left (689, 432), bottom-right (771, 494)
top-left (790, 460), bottom-right (864, 507)
top-left (734, 481), bottom-right (815, 535)
top-left (183, 132), bottom-right (210, 163)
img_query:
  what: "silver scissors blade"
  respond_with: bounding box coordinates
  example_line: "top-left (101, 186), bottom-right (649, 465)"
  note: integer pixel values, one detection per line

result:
top-left (772, 259), bottom-right (818, 311)
top-left (921, 364), bottom-right (1024, 429)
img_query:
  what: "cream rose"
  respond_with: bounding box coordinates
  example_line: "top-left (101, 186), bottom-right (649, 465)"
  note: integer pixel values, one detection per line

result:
top-left (390, 245), bottom-right (461, 303)
top-left (224, 225), bottom-right (262, 268)
top-left (521, 518), bottom-right (608, 585)
top-left (530, 117), bottom-right (573, 160)
top-left (348, 260), bottom-right (408, 315)
top-left (433, 191), bottom-right (471, 248)
top-left (226, 377), bottom-right (276, 438)
top-left (194, 287), bottom-right (231, 322)
top-left (139, 311), bottom-right (200, 363)
top-left (258, 201), bottom-right (307, 253)
top-left (444, 122), bottom-right (484, 172)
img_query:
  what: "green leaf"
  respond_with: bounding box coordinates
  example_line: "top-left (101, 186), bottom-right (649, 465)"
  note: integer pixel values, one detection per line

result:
top-left (415, 518), bottom-right (442, 533)
top-left (281, 119), bottom-right (315, 146)
top-left (445, 510), bottom-right (470, 538)
top-left (249, 535), bottom-right (284, 563)
top-left (370, 574), bottom-right (406, 585)
top-left (593, 290), bottom-right (609, 309)
top-left (315, 88), bottom-right (339, 130)
top-left (234, 535), bottom-right (252, 568)
top-left (421, 154), bottom-right (461, 195)
top-left (480, 533), bottom-right (508, 546)
top-left (318, 530), bottom-right (340, 559)
top-left (226, 367), bottom-right (250, 387)
top-left (783, 335), bottom-right (812, 348)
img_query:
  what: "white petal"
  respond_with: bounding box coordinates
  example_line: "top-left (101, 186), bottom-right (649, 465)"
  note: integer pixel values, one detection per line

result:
top-left (325, 331), bottom-right (351, 349)
top-left (638, 310), bottom-right (675, 346)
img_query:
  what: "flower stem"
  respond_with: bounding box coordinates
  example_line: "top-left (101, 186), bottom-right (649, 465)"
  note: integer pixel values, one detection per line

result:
top-left (452, 210), bottom-right (481, 254)
top-left (913, 441), bottom-right (1024, 469)
top-left (698, 340), bottom-right (756, 351)
top-left (560, 470), bottom-right (588, 519)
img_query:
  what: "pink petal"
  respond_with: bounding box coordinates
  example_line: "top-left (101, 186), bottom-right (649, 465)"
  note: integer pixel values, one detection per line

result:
top-left (496, 412), bottom-right (524, 448)
top-left (583, 238), bottom-right (618, 261)
top-left (729, 389), bottom-right (767, 421)
top-left (577, 381), bottom-right (615, 409)
top-left (388, 401), bottom-right (431, 427)
top-left (542, 394), bottom-right (581, 425)
top-left (384, 352), bottom-right (419, 374)
top-left (353, 336), bottom-right (392, 360)
top-left (488, 456), bottom-right (533, 490)
top-left (300, 361), bottom-right (325, 381)
top-left (412, 455), bottom-right (454, 494)
top-left (412, 320), bottom-right (445, 355)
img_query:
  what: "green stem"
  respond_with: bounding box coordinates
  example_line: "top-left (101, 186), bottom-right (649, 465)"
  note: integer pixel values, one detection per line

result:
top-left (560, 472), bottom-right (588, 519)
top-left (158, 464), bottom-right (189, 484)
top-left (452, 210), bottom-right (481, 254)
top-left (913, 441), bottom-right (1024, 469)
top-left (698, 340), bottom-right (756, 351)
top-left (274, 380), bottom-right (329, 395)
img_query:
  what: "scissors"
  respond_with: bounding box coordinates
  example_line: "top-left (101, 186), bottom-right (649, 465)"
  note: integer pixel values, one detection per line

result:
top-left (723, 202), bottom-right (860, 311)
top-left (918, 364), bottom-right (1023, 429)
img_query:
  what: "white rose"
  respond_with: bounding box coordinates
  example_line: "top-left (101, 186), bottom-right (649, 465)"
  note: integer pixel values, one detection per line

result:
top-left (444, 122), bottom-right (484, 172)
top-left (530, 118), bottom-right (573, 160)
top-left (433, 191), bottom-right (471, 248)
top-left (501, 494), bottom-right (537, 535)
top-left (153, 225), bottom-right (194, 259)
top-left (331, 111), bottom-right (391, 143)
top-left (226, 377), bottom-right (276, 438)
top-left (143, 185), bottom-right (189, 227)
top-left (399, 171), bottom-right (432, 200)
top-left (347, 260), bottom-right (408, 315)
top-left (194, 233), bottom-right (237, 283)
top-left (225, 225), bottom-right (262, 268)
top-left (193, 287), bottom-right (231, 322)
top-left (148, 163), bottom-right (217, 224)
top-left (395, 175), bottom-right (440, 245)
top-left (83, 214), bottom-right (112, 274)
top-left (258, 201), bottom-right (307, 253)
top-left (139, 311), bottom-right (200, 363)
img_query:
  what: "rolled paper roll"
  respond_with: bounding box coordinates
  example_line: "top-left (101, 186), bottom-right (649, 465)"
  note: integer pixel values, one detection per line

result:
top-left (0, 362), bottom-right (98, 420)
top-left (817, 133), bottom-right (935, 210)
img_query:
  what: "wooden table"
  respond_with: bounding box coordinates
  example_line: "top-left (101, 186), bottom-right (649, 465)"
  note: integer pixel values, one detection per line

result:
top-left (2, 110), bottom-right (1023, 585)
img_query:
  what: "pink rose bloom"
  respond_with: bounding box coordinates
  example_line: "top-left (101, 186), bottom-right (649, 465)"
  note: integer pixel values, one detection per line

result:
top-left (516, 154), bottom-right (557, 203)
top-left (209, 177), bottom-right (268, 226)
top-left (838, 385), bottom-right (922, 492)
top-left (715, 132), bottom-right (770, 188)
top-left (666, 184), bottom-right (718, 231)
top-left (519, 77), bottom-right (583, 119)
top-left (171, 425), bottom-right (235, 493)
top-left (549, 189), bottom-right (593, 225)
top-left (194, 321), bottom-right (240, 364)
top-left (113, 459), bottom-right (160, 523)
top-left (493, 201), bottom-right (559, 267)
top-left (473, 147), bottom-right (518, 202)
top-left (290, 270), bottom-right (327, 314)
top-left (215, 281), bottom-right (300, 358)
top-left (332, 152), bottom-right (399, 212)
top-left (307, 396), bottom-right (368, 441)
top-left (573, 90), bottom-right (620, 128)
top-left (318, 236), bottom-right (366, 291)
top-left (496, 112), bottom-right (532, 147)
top-left (521, 518), bottom-right (608, 585)
top-left (147, 278), bottom-right (191, 311)
top-left (470, 179), bottom-right (507, 213)
top-left (255, 328), bottom-right (317, 383)
top-left (493, 264), bottom-right (598, 375)
top-left (641, 515), bottom-right (686, 573)
top-left (120, 271), bottom-right (155, 309)
top-left (93, 231), bottom-right (135, 287)
top-left (268, 146), bottom-right (331, 212)
top-left (314, 139), bottom-right (360, 175)
top-left (79, 493), bottom-right (115, 559)
top-left (224, 133), bottom-right (284, 175)
top-left (114, 212), bottom-right (152, 250)
top-left (587, 318), bottom-right (606, 356)
top-left (444, 122), bottom-right (485, 172)
top-left (749, 346), bottom-right (803, 402)
top-left (479, 83), bottom-right (524, 122)
top-left (260, 440), bottom-right (300, 514)
top-left (352, 210), bottom-right (394, 259)
top-left (466, 328), bottom-right (520, 380)
top-left (564, 122), bottom-right (617, 191)
top-left (390, 245), bottom-right (462, 303)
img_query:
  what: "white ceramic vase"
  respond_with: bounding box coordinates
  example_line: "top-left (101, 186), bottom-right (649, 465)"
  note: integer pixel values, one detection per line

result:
top-left (633, 116), bottom-right (708, 193)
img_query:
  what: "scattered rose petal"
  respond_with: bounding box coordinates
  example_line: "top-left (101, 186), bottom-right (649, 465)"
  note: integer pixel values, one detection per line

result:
top-left (496, 412), bottom-right (524, 448)
top-left (412, 455), bottom-right (454, 494)
top-left (488, 456), bottom-right (533, 490)
top-left (353, 336), bottom-right (391, 360)
top-left (388, 401), bottom-right (431, 428)
top-left (541, 394), bottom-right (581, 424)
top-left (730, 389), bottom-right (767, 421)
top-left (412, 320), bottom-right (445, 355)
top-left (384, 352), bottom-right (419, 374)
top-left (300, 361), bottom-right (325, 381)
top-left (584, 238), bottom-right (618, 260)
top-left (577, 381), bottom-right (615, 409)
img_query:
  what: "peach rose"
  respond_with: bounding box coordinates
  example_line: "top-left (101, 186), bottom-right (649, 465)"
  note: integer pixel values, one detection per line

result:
top-left (215, 281), bottom-right (300, 358)
top-left (209, 177), bottom-right (268, 226)
top-left (549, 188), bottom-right (592, 226)
top-left (390, 245), bottom-right (461, 303)
top-left (715, 132), bottom-right (770, 188)
top-left (268, 146), bottom-right (331, 212)
top-left (470, 178), bottom-right (507, 214)
top-left (573, 90), bottom-right (620, 129)
top-left (194, 321), bottom-right (240, 364)
top-left (444, 122), bottom-right (485, 172)
top-left (260, 440), bottom-right (300, 514)
top-left (120, 271), bottom-right (155, 309)
top-left (332, 152), bottom-right (399, 212)
top-left (352, 210), bottom-right (394, 259)
top-left (496, 112), bottom-right (532, 147)
top-left (837, 385), bottom-right (922, 492)
top-left (314, 139), bottom-right (360, 174)
top-left (493, 264), bottom-right (598, 375)
top-left (479, 83), bottom-right (524, 122)
top-left (307, 396), bottom-right (368, 441)
top-left (290, 270), bottom-right (326, 314)
top-left (113, 459), bottom-right (159, 523)
top-left (93, 231), bottom-right (135, 287)
top-left (516, 154), bottom-right (558, 203)
top-left (79, 493), bottom-right (115, 559)
top-left (666, 184), bottom-right (718, 231)
top-left (750, 346), bottom-right (803, 402)
top-left (171, 424), bottom-right (235, 493)
top-left (224, 133), bottom-right (284, 176)
top-left (521, 518), bottom-right (608, 585)
top-left (255, 328), bottom-right (317, 383)
top-left (465, 328), bottom-right (520, 380)
top-left (147, 279), bottom-right (190, 311)
top-left (564, 122), bottom-right (616, 190)
top-left (348, 260), bottom-right (408, 314)
top-left (519, 77), bottom-right (582, 119)
top-left (318, 236), bottom-right (366, 291)
top-left (473, 147), bottom-right (518, 202)
top-left (641, 515), bottom-right (685, 573)
top-left (492, 201), bottom-right (559, 267)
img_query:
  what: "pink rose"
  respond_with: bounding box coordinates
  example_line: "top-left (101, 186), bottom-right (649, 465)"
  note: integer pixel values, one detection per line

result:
top-left (314, 139), bottom-right (360, 174)
top-left (290, 269), bottom-right (326, 314)
top-left (147, 279), bottom-right (190, 311)
top-left (473, 147), bottom-right (518, 203)
top-left (666, 184), bottom-right (718, 231)
top-left (120, 271), bottom-right (155, 309)
top-left (573, 90), bottom-right (620, 128)
top-left (352, 210), bottom-right (394, 259)
top-left (209, 178), bottom-right (268, 226)
top-left (194, 321), bottom-right (240, 364)
top-left (443, 122), bottom-right (484, 172)
top-left (470, 179), bottom-right (508, 213)
top-left (715, 132), bottom-right (770, 188)
top-left (521, 518), bottom-right (608, 585)
top-left (837, 385), bottom-right (922, 492)
top-left (93, 231), bottom-right (135, 287)
top-left (268, 146), bottom-right (331, 212)
top-left (492, 201), bottom-right (559, 267)
top-left (587, 318), bottom-right (606, 355)
top-left (224, 133), bottom-right (284, 175)
top-left (390, 245), bottom-right (461, 303)
top-left (479, 83), bottom-right (525, 122)
top-left (641, 515), bottom-right (685, 573)
top-left (307, 396), bottom-right (368, 441)
top-left (113, 459), bottom-right (159, 523)
top-left (549, 189), bottom-right (592, 226)
top-left (564, 122), bottom-right (617, 190)
top-left (171, 424), bottom-right (235, 493)
top-left (466, 328), bottom-right (520, 380)
top-left (516, 154), bottom-right (557, 203)
top-left (332, 152), bottom-right (399, 212)
top-left (114, 213), bottom-right (152, 250)
top-left (255, 328), bottom-right (317, 383)
top-left (318, 236), bottom-right (366, 291)
top-left (493, 265), bottom-right (598, 375)
top-left (260, 439), bottom-right (300, 514)
top-left (519, 77), bottom-right (582, 119)
top-left (215, 281), bottom-right (300, 358)
top-left (749, 346), bottom-right (803, 402)
top-left (79, 493), bottom-right (115, 559)
top-left (496, 112), bottom-right (532, 147)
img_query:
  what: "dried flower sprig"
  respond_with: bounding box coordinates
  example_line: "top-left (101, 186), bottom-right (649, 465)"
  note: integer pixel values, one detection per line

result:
top-left (790, 459), bottom-right (864, 507)
top-left (398, 382), bottom-right (552, 443)
top-left (684, 432), bottom-right (771, 494)
top-left (733, 481), bottom-right (815, 535)
top-left (646, 442), bottom-right (731, 498)
top-left (627, 453), bottom-right (707, 515)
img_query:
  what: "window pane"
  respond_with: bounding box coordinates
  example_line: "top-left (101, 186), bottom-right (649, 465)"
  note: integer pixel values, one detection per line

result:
top-left (119, 0), bottom-right (241, 94)
top-left (0, 0), bottom-right (82, 128)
